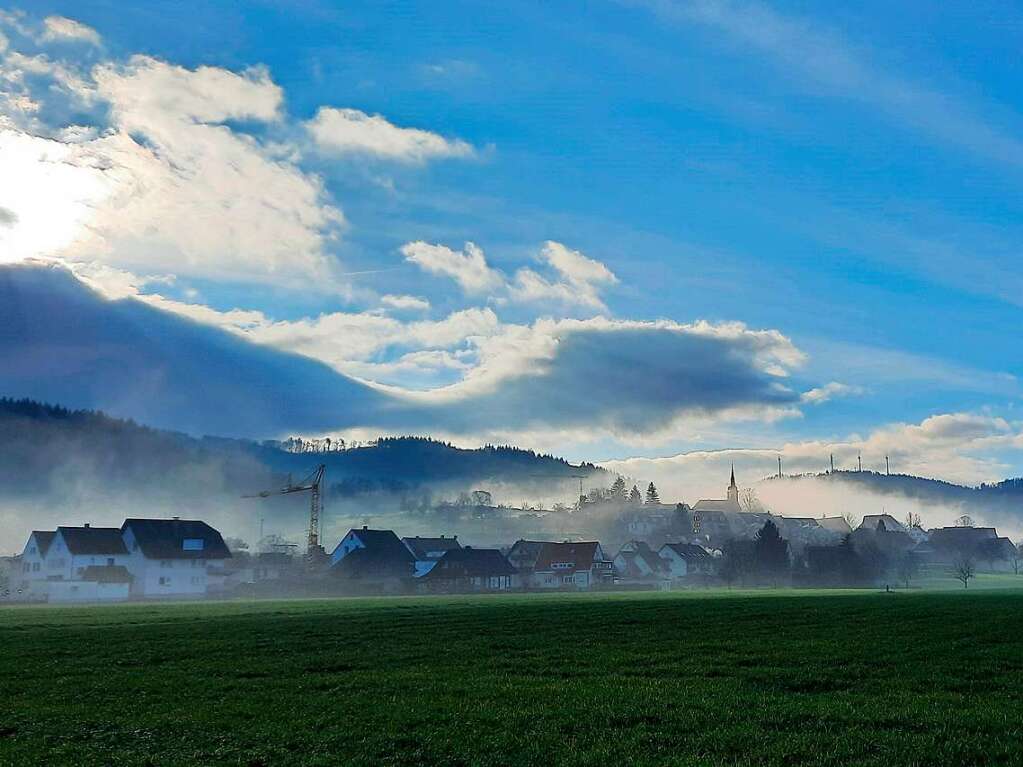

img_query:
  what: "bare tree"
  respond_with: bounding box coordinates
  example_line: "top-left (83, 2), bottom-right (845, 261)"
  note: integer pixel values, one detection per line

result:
top-left (896, 552), bottom-right (919, 589)
top-left (740, 487), bottom-right (763, 513)
top-left (952, 555), bottom-right (976, 589)
top-left (842, 512), bottom-right (860, 530)
top-left (954, 515), bottom-right (976, 528)
top-left (1012, 543), bottom-right (1023, 576)
top-left (905, 511), bottom-right (922, 529)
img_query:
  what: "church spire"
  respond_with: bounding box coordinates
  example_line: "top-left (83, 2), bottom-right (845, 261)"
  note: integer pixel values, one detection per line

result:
top-left (729, 463), bottom-right (736, 489)
top-left (727, 464), bottom-right (739, 504)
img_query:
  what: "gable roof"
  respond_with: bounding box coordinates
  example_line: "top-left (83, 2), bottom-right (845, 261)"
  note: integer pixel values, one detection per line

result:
top-left (421, 548), bottom-right (516, 579)
top-left (533, 541), bottom-right (606, 573)
top-left (859, 514), bottom-right (907, 533)
top-left (661, 542), bottom-right (712, 562)
top-left (347, 528), bottom-right (414, 560)
top-left (58, 526), bottom-right (128, 556)
top-left (29, 531), bottom-right (56, 556)
top-left (122, 518), bottom-right (231, 560)
top-left (614, 542), bottom-right (667, 577)
top-left (333, 528), bottom-right (414, 578)
top-left (508, 540), bottom-right (551, 557)
top-left (402, 535), bottom-right (462, 560)
top-left (818, 516), bottom-right (852, 534)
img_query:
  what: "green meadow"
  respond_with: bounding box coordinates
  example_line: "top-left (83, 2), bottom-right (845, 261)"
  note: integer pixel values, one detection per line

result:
top-left (2, 583), bottom-right (1023, 766)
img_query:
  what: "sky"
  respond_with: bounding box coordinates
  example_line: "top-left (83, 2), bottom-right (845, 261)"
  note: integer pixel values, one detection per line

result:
top-left (1, 1), bottom-right (1022, 492)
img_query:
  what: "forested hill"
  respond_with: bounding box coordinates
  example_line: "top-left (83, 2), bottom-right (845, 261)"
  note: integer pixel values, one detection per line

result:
top-left (0, 398), bottom-right (605, 501)
top-left (765, 470), bottom-right (1023, 514)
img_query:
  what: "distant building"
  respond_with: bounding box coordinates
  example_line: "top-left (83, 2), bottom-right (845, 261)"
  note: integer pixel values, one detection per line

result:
top-left (923, 526), bottom-right (1017, 567)
top-left (402, 535), bottom-right (462, 577)
top-left (506, 539), bottom-right (552, 575)
top-left (15, 518), bottom-right (231, 601)
top-left (613, 541), bottom-right (669, 584)
top-left (121, 518), bottom-right (231, 599)
top-left (330, 527), bottom-right (414, 587)
top-left (531, 541), bottom-right (613, 589)
top-left (417, 547), bottom-right (517, 593)
top-left (659, 543), bottom-right (714, 580)
top-left (858, 514), bottom-right (907, 534)
top-left (817, 516), bottom-right (852, 536)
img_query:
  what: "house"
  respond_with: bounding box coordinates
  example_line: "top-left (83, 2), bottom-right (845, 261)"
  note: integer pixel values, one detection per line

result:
top-left (417, 547), bottom-right (518, 593)
top-left (659, 542), bottom-right (714, 580)
top-left (613, 541), bottom-right (669, 583)
top-left (402, 535), bottom-right (462, 577)
top-left (924, 527), bottom-right (1017, 567)
top-left (817, 516), bottom-right (852, 536)
top-left (14, 525), bottom-right (132, 602)
top-left (506, 539), bottom-right (552, 575)
top-left (121, 518), bottom-right (232, 599)
top-left (859, 514), bottom-right (907, 533)
top-left (531, 541), bottom-right (613, 589)
top-left (15, 530), bottom-right (56, 600)
top-left (330, 527), bottom-right (414, 587)
top-left (0, 555), bottom-right (18, 599)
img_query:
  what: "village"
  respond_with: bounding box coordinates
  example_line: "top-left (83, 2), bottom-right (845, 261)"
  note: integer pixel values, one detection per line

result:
top-left (3, 469), bottom-right (1020, 603)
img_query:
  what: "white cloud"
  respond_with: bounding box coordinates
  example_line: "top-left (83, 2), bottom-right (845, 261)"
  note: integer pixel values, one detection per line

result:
top-left (41, 16), bottom-right (101, 46)
top-left (381, 294), bottom-right (431, 311)
top-left (800, 381), bottom-right (863, 405)
top-left (402, 239), bottom-right (619, 311)
top-left (604, 412), bottom-right (1023, 501)
top-left (400, 240), bottom-right (504, 294)
top-left (306, 107), bottom-right (474, 162)
top-left (0, 52), bottom-right (346, 287)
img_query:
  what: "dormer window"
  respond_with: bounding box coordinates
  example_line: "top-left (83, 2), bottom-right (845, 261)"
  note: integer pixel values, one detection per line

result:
top-left (182, 538), bottom-right (205, 551)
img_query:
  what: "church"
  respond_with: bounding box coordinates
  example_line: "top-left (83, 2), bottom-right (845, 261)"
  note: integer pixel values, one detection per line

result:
top-left (692, 466), bottom-right (743, 515)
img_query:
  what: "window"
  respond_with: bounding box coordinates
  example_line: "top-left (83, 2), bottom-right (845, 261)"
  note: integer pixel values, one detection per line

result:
top-left (159, 576), bottom-right (169, 586)
top-left (160, 560), bottom-right (171, 569)
top-left (28, 546), bottom-right (36, 554)
top-left (182, 539), bottom-right (205, 551)
top-left (32, 562), bottom-right (40, 572)
top-left (106, 558), bottom-right (115, 567)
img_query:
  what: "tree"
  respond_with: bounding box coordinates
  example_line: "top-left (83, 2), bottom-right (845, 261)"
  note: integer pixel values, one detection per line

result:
top-left (952, 555), bottom-right (976, 589)
top-left (954, 515), bottom-right (976, 528)
top-left (905, 511), bottom-right (922, 529)
top-left (720, 539), bottom-right (756, 587)
top-left (1012, 543), bottom-right (1023, 576)
top-left (628, 485), bottom-right (642, 505)
top-left (842, 512), bottom-right (860, 530)
top-left (740, 487), bottom-right (764, 513)
top-left (645, 482), bottom-right (660, 505)
top-left (895, 552), bottom-right (920, 589)
top-left (753, 520), bottom-right (790, 583)
top-left (223, 537), bottom-right (249, 553)
top-left (610, 476), bottom-right (627, 501)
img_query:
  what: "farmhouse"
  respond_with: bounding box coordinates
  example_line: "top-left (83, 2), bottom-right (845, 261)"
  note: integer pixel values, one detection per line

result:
top-left (506, 539), bottom-right (552, 575)
top-left (531, 541), bottom-right (613, 589)
top-left (859, 514), bottom-right (907, 533)
top-left (417, 547), bottom-right (517, 593)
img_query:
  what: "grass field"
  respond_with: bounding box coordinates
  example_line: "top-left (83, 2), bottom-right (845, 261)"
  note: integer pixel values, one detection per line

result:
top-left (2, 586), bottom-right (1023, 766)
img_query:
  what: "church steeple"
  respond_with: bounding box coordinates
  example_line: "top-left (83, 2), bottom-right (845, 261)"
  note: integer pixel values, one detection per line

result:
top-left (727, 464), bottom-right (739, 504)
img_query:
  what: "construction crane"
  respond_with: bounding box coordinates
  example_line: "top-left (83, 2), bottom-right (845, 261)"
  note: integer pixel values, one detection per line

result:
top-left (244, 464), bottom-right (326, 562)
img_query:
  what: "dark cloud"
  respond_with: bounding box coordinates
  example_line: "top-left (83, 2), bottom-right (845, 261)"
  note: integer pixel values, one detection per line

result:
top-left (0, 263), bottom-right (805, 440)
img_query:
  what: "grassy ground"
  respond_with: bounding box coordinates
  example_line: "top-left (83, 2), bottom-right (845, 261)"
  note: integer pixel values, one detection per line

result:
top-left (2, 587), bottom-right (1023, 766)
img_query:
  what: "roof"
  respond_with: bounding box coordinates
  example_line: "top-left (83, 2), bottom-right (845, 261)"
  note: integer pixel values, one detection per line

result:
top-left (614, 542), bottom-right (667, 577)
top-left (122, 519), bottom-right (231, 560)
top-left (533, 541), bottom-right (606, 573)
top-left (692, 499), bottom-right (742, 513)
top-left (661, 543), bottom-right (712, 562)
top-left (927, 526), bottom-right (999, 548)
top-left (58, 526), bottom-right (128, 556)
top-left (333, 528), bottom-right (414, 578)
top-left (30, 531), bottom-right (56, 556)
top-left (402, 535), bottom-right (462, 560)
top-left (80, 565), bottom-right (133, 583)
top-left (818, 516), bottom-right (852, 534)
top-left (859, 514), bottom-right (907, 533)
top-left (421, 548), bottom-right (516, 579)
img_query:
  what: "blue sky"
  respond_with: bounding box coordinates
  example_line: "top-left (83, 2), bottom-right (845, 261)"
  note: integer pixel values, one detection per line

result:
top-left (1, 1), bottom-right (1022, 488)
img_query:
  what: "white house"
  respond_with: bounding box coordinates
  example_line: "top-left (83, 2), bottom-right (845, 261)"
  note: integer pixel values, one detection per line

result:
top-left (659, 543), bottom-right (714, 581)
top-left (15, 530), bottom-right (56, 600)
top-left (120, 518), bottom-right (232, 599)
top-left (531, 541), bottom-right (614, 590)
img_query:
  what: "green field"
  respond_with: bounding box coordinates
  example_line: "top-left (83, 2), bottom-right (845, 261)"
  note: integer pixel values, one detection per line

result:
top-left (2, 585), bottom-right (1023, 766)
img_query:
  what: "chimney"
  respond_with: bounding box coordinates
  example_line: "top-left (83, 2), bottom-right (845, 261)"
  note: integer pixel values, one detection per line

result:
top-left (84, 523), bottom-right (90, 528)
top-left (172, 516), bottom-right (180, 521)
top-left (362, 525), bottom-right (368, 530)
